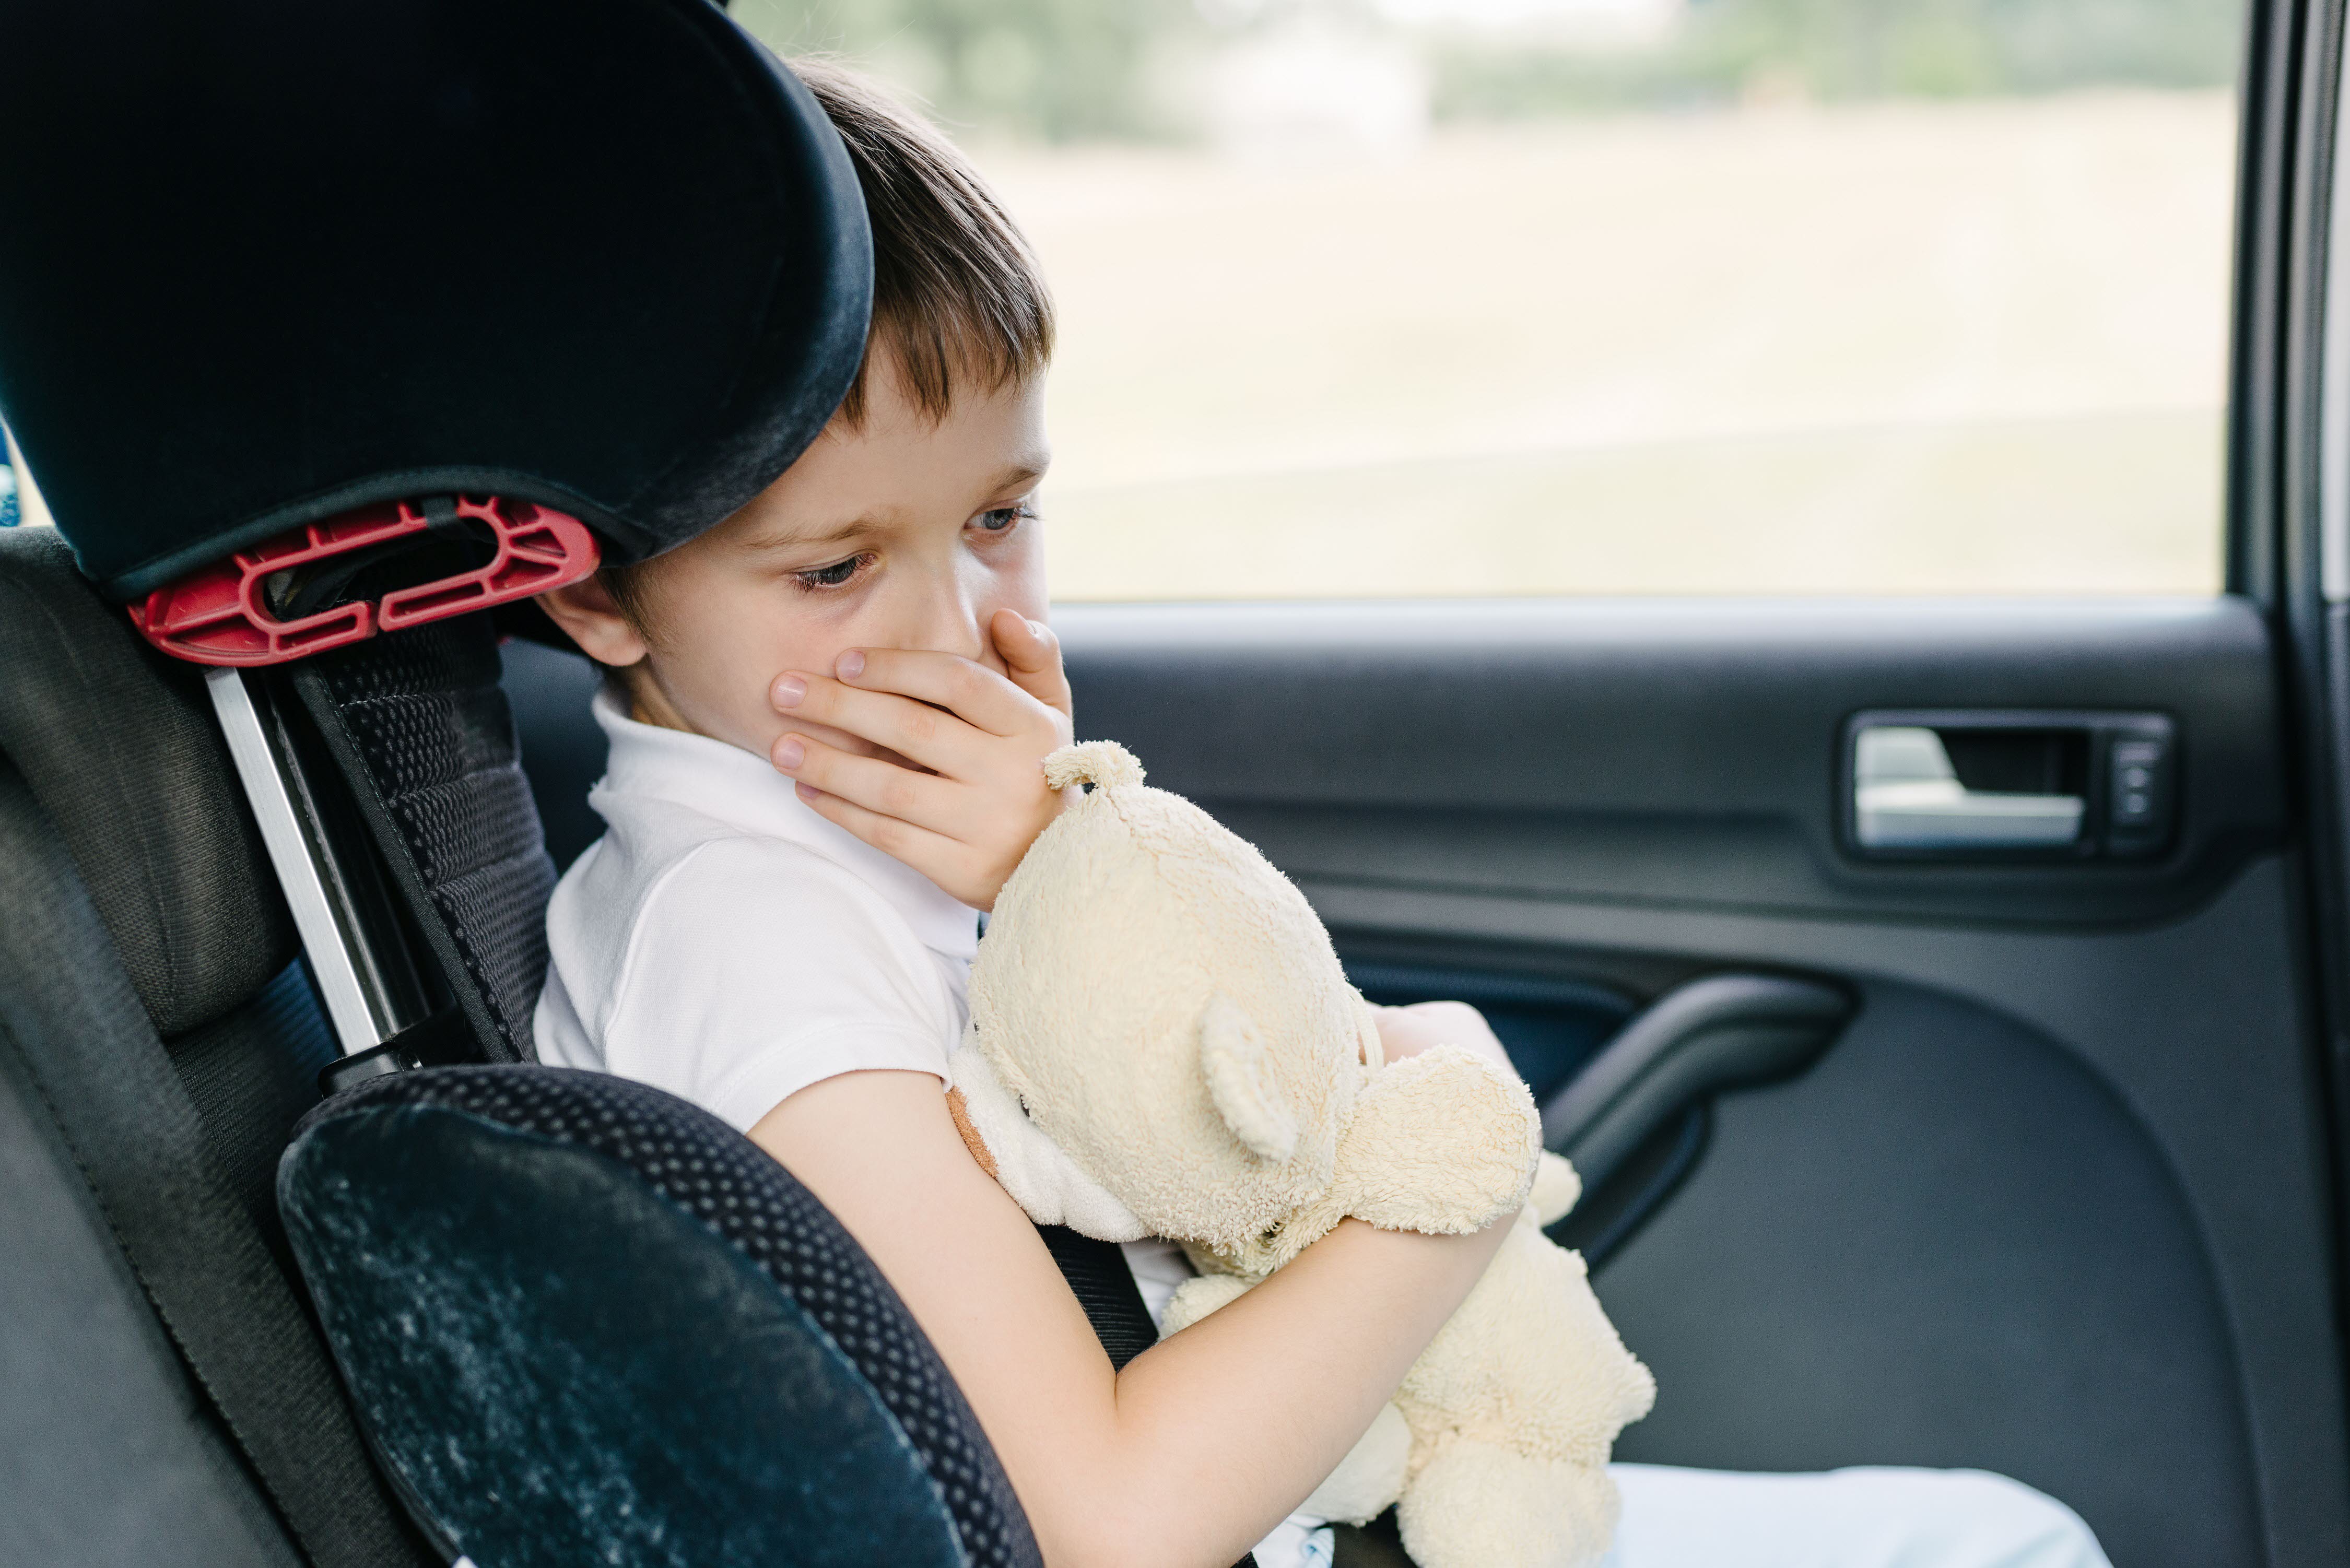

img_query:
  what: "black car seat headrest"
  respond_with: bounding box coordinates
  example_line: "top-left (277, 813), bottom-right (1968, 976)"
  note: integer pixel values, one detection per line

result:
top-left (0, 0), bottom-right (870, 605)
top-left (281, 1065), bottom-right (1045, 1568)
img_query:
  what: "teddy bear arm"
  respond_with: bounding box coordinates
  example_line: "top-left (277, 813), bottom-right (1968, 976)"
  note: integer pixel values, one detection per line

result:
top-left (1333, 1045), bottom-right (1541, 1236)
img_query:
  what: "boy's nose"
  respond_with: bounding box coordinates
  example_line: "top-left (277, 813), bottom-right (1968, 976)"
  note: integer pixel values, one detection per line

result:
top-left (904, 579), bottom-right (1000, 670)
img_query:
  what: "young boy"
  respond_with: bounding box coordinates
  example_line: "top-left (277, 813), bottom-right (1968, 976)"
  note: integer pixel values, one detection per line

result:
top-left (532, 58), bottom-right (2110, 1568)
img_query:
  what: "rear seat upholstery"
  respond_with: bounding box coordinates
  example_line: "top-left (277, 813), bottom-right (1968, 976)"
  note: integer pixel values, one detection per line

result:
top-left (0, 528), bottom-right (430, 1565)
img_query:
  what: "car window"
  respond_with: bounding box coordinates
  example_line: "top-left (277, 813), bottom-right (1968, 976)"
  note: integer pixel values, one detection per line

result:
top-left (0, 423), bottom-right (41, 528)
top-left (746, 0), bottom-right (2245, 598)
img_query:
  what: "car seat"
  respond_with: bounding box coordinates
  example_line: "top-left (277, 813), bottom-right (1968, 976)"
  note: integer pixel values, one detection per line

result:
top-left (0, 3), bottom-right (1107, 1564)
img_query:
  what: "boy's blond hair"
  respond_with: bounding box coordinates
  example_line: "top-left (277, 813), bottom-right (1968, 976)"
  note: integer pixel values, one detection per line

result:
top-left (604, 58), bottom-right (1054, 631)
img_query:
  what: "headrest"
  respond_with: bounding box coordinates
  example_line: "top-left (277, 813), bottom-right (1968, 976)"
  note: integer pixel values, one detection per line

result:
top-left (0, 0), bottom-right (871, 601)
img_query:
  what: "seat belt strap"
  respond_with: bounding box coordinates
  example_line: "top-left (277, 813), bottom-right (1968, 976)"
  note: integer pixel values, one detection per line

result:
top-left (1034, 1223), bottom-right (1158, 1369)
top-left (0, 762), bottom-right (426, 1568)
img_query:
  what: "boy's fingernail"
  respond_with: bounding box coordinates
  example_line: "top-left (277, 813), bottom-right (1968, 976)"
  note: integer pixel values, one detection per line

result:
top-left (836, 650), bottom-right (865, 680)
top-left (772, 674), bottom-right (806, 709)
top-left (794, 781), bottom-right (821, 803)
top-left (773, 736), bottom-right (805, 770)
top-left (1026, 618), bottom-right (1047, 639)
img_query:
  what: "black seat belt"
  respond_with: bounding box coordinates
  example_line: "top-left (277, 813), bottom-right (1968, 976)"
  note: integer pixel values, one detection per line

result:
top-left (0, 762), bottom-right (428, 1568)
top-left (1035, 1223), bottom-right (1159, 1368)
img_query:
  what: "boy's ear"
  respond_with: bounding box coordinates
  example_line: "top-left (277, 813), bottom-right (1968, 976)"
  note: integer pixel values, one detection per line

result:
top-left (535, 574), bottom-right (649, 668)
top-left (1200, 995), bottom-right (1299, 1163)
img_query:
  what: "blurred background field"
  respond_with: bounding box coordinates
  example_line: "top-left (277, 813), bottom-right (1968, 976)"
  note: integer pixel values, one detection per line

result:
top-left (732, 0), bottom-right (2246, 598)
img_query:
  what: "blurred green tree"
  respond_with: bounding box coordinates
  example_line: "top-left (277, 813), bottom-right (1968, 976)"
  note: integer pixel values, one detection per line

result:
top-left (728, 0), bottom-right (2245, 142)
top-left (1434, 0), bottom-right (2244, 121)
top-left (732, 0), bottom-right (1196, 142)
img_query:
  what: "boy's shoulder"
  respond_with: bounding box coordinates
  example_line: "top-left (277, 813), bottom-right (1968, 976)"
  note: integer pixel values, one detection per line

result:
top-left (537, 808), bottom-right (966, 1127)
top-left (546, 810), bottom-right (942, 1038)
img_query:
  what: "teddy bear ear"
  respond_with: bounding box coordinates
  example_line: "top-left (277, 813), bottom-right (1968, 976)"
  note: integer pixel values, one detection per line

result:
top-left (1200, 995), bottom-right (1299, 1163)
top-left (1043, 740), bottom-right (1145, 793)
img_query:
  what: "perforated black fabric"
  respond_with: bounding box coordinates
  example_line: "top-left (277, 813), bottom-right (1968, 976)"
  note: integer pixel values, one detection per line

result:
top-left (291, 622), bottom-right (553, 1062)
top-left (306, 1066), bottom-right (1043, 1568)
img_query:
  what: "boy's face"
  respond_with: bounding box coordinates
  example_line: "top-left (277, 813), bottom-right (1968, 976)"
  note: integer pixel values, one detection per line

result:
top-left (541, 349), bottom-right (1051, 761)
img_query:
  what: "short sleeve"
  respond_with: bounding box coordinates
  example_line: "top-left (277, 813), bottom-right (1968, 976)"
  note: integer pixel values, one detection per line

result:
top-left (599, 837), bottom-right (960, 1132)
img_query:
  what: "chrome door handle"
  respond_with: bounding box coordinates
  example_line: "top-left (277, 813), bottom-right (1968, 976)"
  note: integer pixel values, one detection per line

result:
top-left (1853, 726), bottom-right (2084, 849)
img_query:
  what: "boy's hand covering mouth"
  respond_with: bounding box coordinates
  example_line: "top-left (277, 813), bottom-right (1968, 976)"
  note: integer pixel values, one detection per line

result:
top-left (766, 609), bottom-right (1076, 911)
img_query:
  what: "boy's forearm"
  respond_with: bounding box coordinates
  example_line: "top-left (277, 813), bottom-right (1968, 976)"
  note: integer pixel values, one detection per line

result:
top-left (758, 1074), bottom-right (1511, 1568)
top-left (1061, 1218), bottom-right (1511, 1568)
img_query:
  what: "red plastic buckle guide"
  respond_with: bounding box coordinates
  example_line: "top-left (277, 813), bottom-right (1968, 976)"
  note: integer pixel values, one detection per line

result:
top-left (131, 495), bottom-right (599, 666)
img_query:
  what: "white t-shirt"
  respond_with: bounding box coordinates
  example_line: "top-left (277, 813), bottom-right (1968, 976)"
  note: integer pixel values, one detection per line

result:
top-left (534, 689), bottom-right (1332, 1567)
top-left (536, 689), bottom-right (978, 1127)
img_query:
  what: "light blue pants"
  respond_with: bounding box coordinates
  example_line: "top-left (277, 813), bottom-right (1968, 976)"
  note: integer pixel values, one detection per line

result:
top-left (1600, 1464), bottom-right (2112, 1568)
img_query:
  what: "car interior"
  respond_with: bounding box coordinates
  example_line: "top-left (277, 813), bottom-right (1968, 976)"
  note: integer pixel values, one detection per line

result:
top-left (4, 1), bottom-right (2349, 1566)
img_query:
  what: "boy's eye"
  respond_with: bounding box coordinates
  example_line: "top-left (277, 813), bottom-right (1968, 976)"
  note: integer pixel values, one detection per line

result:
top-left (973, 501), bottom-right (1038, 534)
top-left (792, 552), bottom-right (872, 592)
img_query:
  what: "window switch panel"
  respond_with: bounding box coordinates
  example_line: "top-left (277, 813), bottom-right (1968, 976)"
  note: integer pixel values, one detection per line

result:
top-left (2104, 729), bottom-right (2176, 856)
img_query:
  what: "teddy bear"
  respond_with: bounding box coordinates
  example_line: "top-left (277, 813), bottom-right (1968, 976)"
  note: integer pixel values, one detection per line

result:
top-left (944, 740), bottom-right (1655, 1568)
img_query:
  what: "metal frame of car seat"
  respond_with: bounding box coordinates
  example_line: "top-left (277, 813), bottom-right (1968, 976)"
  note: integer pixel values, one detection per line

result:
top-left (208, 668), bottom-right (405, 1056)
top-left (209, 662), bottom-right (498, 1086)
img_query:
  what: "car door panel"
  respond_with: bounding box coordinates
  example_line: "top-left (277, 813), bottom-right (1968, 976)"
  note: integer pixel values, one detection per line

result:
top-left (1060, 597), bottom-right (2341, 1568)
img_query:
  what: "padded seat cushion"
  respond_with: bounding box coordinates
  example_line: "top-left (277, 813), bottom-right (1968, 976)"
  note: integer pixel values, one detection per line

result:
top-left (280, 1066), bottom-right (1043, 1568)
top-left (0, 529), bottom-right (292, 1036)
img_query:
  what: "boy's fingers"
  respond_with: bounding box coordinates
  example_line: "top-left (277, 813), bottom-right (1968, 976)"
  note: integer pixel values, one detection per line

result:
top-left (830, 647), bottom-right (1047, 738)
top-left (771, 733), bottom-right (958, 832)
top-left (772, 674), bottom-right (977, 776)
top-left (788, 780), bottom-right (965, 885)
top-left (990, 609), bottom-right (1073, 718)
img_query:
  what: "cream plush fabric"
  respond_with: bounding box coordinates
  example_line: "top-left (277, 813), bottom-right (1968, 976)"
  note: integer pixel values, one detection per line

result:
top-left (946, 742), bottom-right (1656, 1568)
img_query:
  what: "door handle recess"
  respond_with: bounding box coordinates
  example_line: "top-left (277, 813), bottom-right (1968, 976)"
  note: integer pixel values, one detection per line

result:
top-left (1853, 725), bottom-right (2083, 850)
top-left (1538, 973), bottom-right (1851, 1265)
